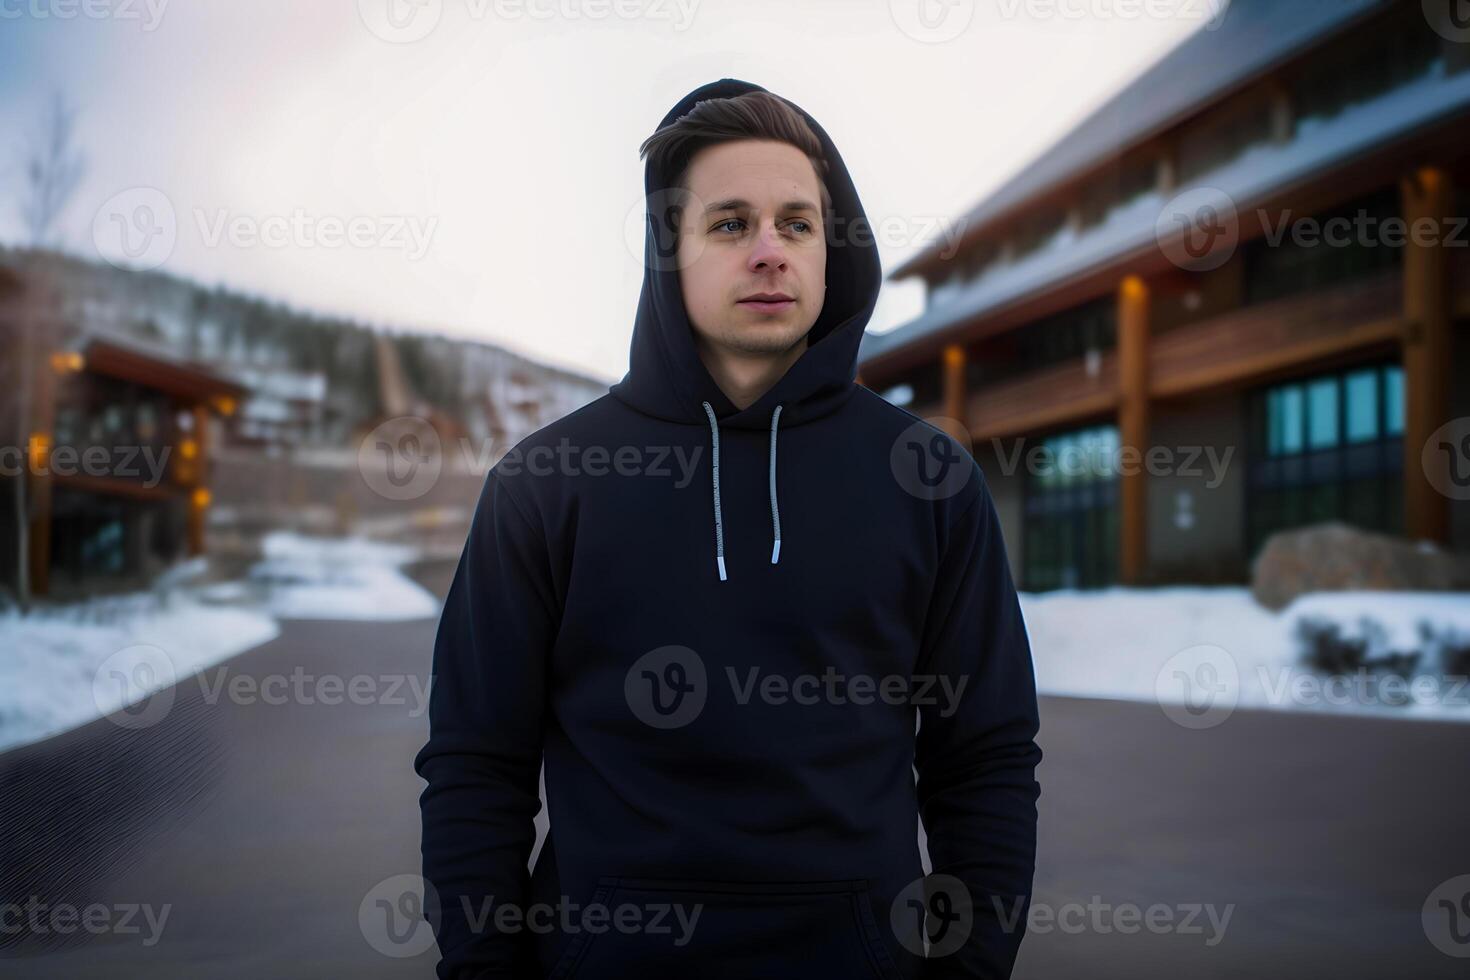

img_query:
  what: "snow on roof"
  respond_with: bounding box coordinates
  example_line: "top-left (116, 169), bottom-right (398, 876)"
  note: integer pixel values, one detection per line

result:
top-left (891, 0), bottom-right (1385, 280)
top-left (861, 61), bottom-right (1470, 365)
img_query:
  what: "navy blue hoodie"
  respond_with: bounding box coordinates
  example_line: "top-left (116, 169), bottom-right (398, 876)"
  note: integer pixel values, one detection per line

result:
top-left (413, 78), bottom-right (1042, 980)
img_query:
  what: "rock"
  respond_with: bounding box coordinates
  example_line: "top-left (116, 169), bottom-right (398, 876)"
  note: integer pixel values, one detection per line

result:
top-left (1251, 521), bottom-right (1470, 610)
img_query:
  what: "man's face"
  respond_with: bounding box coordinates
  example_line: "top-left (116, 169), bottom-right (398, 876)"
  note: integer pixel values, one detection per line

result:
top-left (675, 139), bottom-right (827, 358)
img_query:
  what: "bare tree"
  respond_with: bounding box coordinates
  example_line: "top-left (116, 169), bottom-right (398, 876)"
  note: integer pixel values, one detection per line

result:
top-left (18, 90), bottom-right (88, 249)
top-left (4, 91), bottom-right (87, 609)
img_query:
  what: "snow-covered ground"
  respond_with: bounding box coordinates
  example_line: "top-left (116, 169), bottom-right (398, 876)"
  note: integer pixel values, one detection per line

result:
top-left (0, 531), bottom-right (441, 754)
top-left (1021, 587), bottom-right (1470, 724)
top-left (235, 531), bottom-right (440, 621)
top-left (0, 596), bottom-right (280, 755)
top-left (5, 558), bottom-right (1466, 755)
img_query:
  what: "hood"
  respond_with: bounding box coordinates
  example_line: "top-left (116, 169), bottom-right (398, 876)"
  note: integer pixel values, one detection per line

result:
top-left (609, 78), bottom-right (883, 433)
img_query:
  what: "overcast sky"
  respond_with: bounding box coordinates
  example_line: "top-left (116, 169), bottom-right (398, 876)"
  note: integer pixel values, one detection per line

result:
top-left (0, 0), bottom-right (1215, 383)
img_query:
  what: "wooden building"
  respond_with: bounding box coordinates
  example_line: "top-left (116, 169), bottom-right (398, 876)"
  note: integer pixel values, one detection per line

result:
top-left (1, 262), bottom-right (247, 601)
top-left (858, 0), bottom-right (1470, 590)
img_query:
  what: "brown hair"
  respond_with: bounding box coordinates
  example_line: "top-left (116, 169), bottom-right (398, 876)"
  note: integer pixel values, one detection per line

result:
top-left (639, 91), bottom-right (833, 221)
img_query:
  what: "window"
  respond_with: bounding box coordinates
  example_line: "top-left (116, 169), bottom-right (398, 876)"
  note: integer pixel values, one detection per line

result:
top-left (1242, 187), bottom-right (1402, 305)
top-left (1248, 362), bottom-right (1404, 555)
top-left (1022, 423), bottom-right (1120, 591)
top-left (1289, 3), bottom-right (1440, 127)
top-left (970, 296), bottom-right (1117, 391)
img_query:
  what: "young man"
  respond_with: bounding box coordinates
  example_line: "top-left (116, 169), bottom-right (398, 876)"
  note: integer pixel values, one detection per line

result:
top-left (414, 78), bottom-right (1042, 980)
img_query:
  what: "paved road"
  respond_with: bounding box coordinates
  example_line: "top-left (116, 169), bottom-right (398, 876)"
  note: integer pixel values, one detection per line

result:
top-left (3, 576), bottom-right (1467, 977)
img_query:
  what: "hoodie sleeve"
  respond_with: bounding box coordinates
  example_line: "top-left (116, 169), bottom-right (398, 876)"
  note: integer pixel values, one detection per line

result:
top-left (413, 468), bottom-right (556, 980)
top-left (913, 469), bottom-right (1043, 980)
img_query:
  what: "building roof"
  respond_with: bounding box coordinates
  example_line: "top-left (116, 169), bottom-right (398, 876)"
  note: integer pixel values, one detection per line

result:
top-left (81, 334), bottom-right (251, 405)
top-left (889, 0), bottom-right (1384, 282)
top-left (860, 62), bottom-right (1470, 368)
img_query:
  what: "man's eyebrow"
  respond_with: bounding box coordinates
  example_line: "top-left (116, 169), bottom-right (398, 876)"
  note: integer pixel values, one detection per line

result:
top-left (702, 198), bottom-right (821, 216)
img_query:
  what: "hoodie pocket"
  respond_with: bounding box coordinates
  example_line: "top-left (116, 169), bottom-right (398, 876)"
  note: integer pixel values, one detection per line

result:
top-left (548, 875), bottom-right (900, 980)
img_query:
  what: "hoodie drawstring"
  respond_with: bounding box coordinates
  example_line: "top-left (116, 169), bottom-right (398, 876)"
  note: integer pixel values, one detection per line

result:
top-left (701, 400), bottom-right (783, 582)
top-left (768, 404), bottom-right (783, 565)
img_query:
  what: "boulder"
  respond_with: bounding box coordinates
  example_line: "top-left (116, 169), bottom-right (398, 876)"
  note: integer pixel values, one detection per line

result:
top-left (1251, 521), bottom-right (1470, 610)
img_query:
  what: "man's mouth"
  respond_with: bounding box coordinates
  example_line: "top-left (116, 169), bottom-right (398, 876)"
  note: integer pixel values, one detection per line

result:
top-left (737, 292), bottom-right (795, 315)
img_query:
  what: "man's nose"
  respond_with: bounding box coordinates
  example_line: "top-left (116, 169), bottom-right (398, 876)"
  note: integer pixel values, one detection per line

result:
top-left (747, 220), bottom-right (789, 271)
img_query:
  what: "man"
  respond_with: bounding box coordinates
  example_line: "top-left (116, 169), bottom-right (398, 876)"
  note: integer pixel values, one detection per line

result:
top-left (414, 78), bottom-right (1042, 980)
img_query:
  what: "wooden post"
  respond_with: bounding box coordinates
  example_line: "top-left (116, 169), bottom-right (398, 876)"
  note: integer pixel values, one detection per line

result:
top-left (1118, 275), bottom-right (1150, 585)
top-left (1401, 166), bottom-right (1452, 544)
top-left (942, 344), bottom-right (967, 429)
top-left (187, 403), bottom-right (209, 555)
top-left (27, 323), bottom-right (58, 599)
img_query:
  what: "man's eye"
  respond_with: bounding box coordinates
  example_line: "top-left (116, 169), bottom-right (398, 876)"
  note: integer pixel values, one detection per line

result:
top-left (714, 218), bottom-right (745, 234)
top-left (787, 220), bottom-right (813, 235)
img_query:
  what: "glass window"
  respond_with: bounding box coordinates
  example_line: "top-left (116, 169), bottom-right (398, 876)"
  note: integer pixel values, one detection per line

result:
top-left (1024, 423), bottom-right (1120, 591)
top-left (1269, 386), bottom-right (1304, 456)
top-left (1344, 369), bottom-right (1379, 442)
top-left (1307, 378), bottom-right (1338, 450)
top-left (1249, 361), bottom-right (1404, 558)
top-left (1384, 366), bottom-right (1404, 435)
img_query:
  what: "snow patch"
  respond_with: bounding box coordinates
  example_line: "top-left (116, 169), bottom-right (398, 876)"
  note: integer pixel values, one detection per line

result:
top-left (1022, 587), bottom-right (1470, 723)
